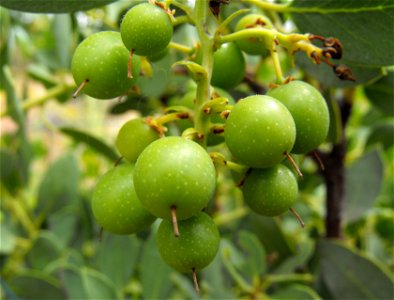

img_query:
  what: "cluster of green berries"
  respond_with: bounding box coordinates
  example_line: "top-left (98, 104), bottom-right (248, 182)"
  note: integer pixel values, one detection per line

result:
top-left (70, 3), bottom-right (330, 286)
top-left (71, 3), bottom-right (172, 99)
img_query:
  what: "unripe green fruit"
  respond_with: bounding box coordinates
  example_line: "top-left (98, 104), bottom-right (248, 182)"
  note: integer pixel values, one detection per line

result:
top-left (116, 118), bottom-right (160, 163)
top-left (156, 212), bottom-right (220, 272)
top-left (224, 95), bottom-right (296, 168)
top-left (267, 81), bottom-right (330, 154)
top-left (92, 164), bottom-right (156, 234)
top-left (133, 137), bottom-right (216, 220)
top-left (71, 31), bottom-right (140, 99)
top-left (211, 42), bottom-right (246, 90)
top-left (120, 3), bottom-right (173, 56)
top-left (235, 14), bottom-right (273, 56)
top-left (243, 164), bottom-right (298, 216)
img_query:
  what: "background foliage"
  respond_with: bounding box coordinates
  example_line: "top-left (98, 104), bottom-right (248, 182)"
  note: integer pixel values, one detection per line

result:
top-left (1, 0), bottom-right (393, 299)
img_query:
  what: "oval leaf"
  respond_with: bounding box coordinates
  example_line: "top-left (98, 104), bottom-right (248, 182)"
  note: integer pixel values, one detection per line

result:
top-left (8, 271), bottom-right (66, 299)
top-left (317, 240), bottom-right (394, 299)
top-left (36, 153), bottom-right (79, 216)
top-left (365, 71), bottom-right (394, 116)
top-left (60, 127), bottom-right (119, 161)
top-left (62, 266), bottom-right (120, 299)
top-left (94, 232), bottom-right (141, 289)
top-left (291, 0), bottom-right (394, 67)
top-left (344, 149), bottom-right (384, 223)
top-left (140, 233), bottom-right (173, 299)
top-left (0, 0), bottom-right (118, 13)
top-left (270, 284), bottom-right (321, 300)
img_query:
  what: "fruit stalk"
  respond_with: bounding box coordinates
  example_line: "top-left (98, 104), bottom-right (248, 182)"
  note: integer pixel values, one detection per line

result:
top-left (193, 0), bottom-right (215, 146)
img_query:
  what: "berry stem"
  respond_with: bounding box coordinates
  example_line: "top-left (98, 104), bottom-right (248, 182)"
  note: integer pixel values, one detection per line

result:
top-left (170, 206), bottom-right (180, 237)
top-left (72, 79), bottom-right (89, 98)
top-left (285, 152), bottom-right (303, 178)
top-left (312, 150), bottom-right (325, 171)
top-left (270, 47), bottom-right (284, 84)
top-left (192, 268), bottom-right (200, 293)
top-left (169, 42), bottom-right (193, 54)
top-left (128, 50), bottom-right (135, 79)
top-left (289, 207), bottom-right (305, 228)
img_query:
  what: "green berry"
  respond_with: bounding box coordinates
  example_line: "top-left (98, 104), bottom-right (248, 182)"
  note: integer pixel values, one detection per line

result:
top-left (120, 3), bottom-right (173, 56)
top-left (243, 164), bottom-right (298, 216)
top-left (133, 137), bottom-right (216, 220)
top-left (235, 14), bottom-right (273, 56)
top-left (224, 95), bottom-right (296, 168)
top-left (116, 118), bottom-right (160, 163)
top-left (92, 163), bottom-right (156, 234)
top-left (71, 31), bottom-right (140, 99)
top-left (156, 212), bottom-right (220, 272)
top-left (267, 81), bottom-right (330, 154)
top-left (211, 42), bottom-right (246, 90)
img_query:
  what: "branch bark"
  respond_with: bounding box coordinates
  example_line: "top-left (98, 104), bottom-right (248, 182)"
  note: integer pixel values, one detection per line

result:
top-left (317, 88), bottom-right (354, 238)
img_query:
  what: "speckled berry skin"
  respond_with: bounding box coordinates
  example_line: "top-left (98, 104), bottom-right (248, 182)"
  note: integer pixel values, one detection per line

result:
top-left (224, 95), bottom-right (296, 168)
top-left (156, 212), bottom-right (220, 272)
top-left (267, 81), bottom-right (330, 154)
top-left (71, 31), bottom-right (140, 99)
top-left (243, 164), bottom-right (298, 216)
top-left (133, 137), bottom-right (216, 221)
top-left (120, 3), bottom-right (173, 56)
top-left (116, 118), bottom-right (160, 163)
top-left (211, 42), bottom-right (246, 90)
top-left (92, 163), bottom-right (156, 234)
top-left (235, 14), bottom-right (273, 56)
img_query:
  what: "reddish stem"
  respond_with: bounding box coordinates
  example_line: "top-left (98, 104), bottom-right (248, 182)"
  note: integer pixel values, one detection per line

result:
top-left (192, 268), bottom-right (200, 293)
top-left (285, 152), bottom-right (303, 178)
top-left (72, 79), bottom-right (89, 98)
top-left (289, 207), bottom-right (305, 228)
top-left (171, 206), bottom-right (179, 237)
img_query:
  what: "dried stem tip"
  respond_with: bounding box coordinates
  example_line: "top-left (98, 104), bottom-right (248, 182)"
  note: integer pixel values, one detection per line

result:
top-left (192, 268), bottom-right (200, 293)
top-left (170, 206), bottom-right (179, 237)
top-left (72, 79), bottom-right (89, 98)
top-left (290, 207), bottom-right (305, 228)
top-left (285, 152), bottom-right (303, 178)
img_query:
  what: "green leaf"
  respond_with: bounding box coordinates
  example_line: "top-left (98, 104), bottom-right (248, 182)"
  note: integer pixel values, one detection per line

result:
top-left (270, 284), bottom-right (321, 300)
top-left (274, 240), bottom-right (315, 274)
top-left (344, 149), bottom-right (384, 223)
top-left (366, 121), bottom-right (394, 150)
top-left (290, 0), bottom-right (394, 67)
top-left (295, 53), bottom-right (384, 88)
top-left (47, 206), bottom-right (79, 248)
top-left (201, 248), bottom-right (236, 299)
top-left (326, 96), bottom-right (342, 144)
top-left (95, 232), bottom-right (141, 289)
top-left (36, 154), bottom-right (79, 216)
top-left (27, 231), bottom-right (62, 270)
top-left (62, 266), bottom-right (120, 299)
top-left (140, 232), bottom-right (173, 299)
top-left (365, 71), bottom-right (394, 116)
top-left (0, 148), bottom-right (24, 194)
top-left (0, 0), bottom-right (119, 13)
top-left (249, 213), bottom-right (294, 266)
top-left (170, 273), bottom-right (199, 300)
top-left (0, 222), bottom-right (17, 254)
top-left (317, 240), bottom-right (394, 299)
top-left (3, 65), bottom-right (24, 127)
top-left (236, 230), bottom-right (266, 277)
top-left (53, 14), bottom-right (72, 68)
top-left (60, 127), bottom-right (119, 161)
top-left (7, 271), bottom-right (66, 299)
